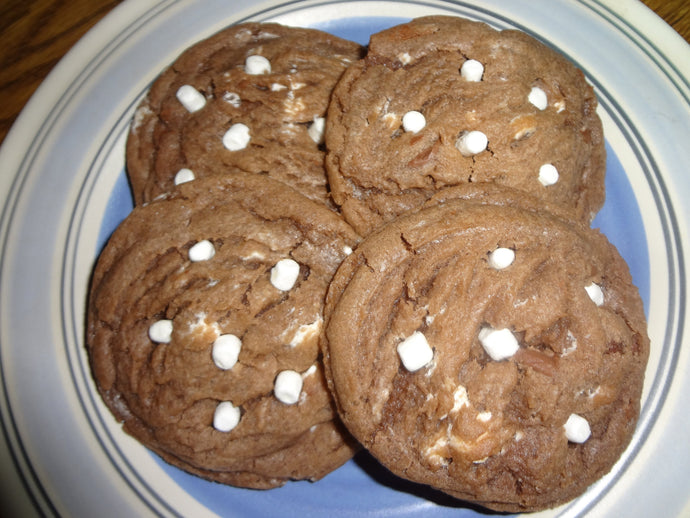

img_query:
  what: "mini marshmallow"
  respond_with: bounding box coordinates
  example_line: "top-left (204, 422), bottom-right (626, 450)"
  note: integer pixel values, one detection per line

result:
top-left (274, 370), bottom-right (303, 405)
top-left (223, 123), bottom-right (250, 151)
top-left (461, 59), bottom-right (484, 82)
top-left (397, 331), bottom-right (434, 372)
top-left (564, 413), bottom-right (591, 443)
top-left (585, 282), bottom-right (605, 306)
top-left (488, 247), bottom-right (515, 269)
top-left (188, 240), bottom-right (215, 262)
top-left (308, 117), bottom-right (326, 144)
top-left (456, 130), bottom-right (488, 156)
top-left (528, 86), bottom-right (548, 110)
top-left (478, 327), bottom-right (519, 361)
top-left (174, 168), bottom-right (195, 185)
top-left (245, 55), bottom-right (271, 75)
top-left (148, 319), bottom-right (173, 343)
top-left (538, 164), bottom-right (559, 186)
top-left (213, 401), bottom-right (241, 432)
top-left (270, 258), bottom-right (300, 291)
top-left (212, 334), bottom-right (242, 370)
top-left (176, 85), bottom-right (206, 113)
top-left (402, 111), bottom-right (426, 133)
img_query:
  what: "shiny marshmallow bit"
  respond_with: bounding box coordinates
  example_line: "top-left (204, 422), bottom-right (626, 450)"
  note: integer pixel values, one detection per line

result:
top-left (461, 59), bottom-right (484, 82)
top-left (402, 111), bottom-right (426, 133)
top-left (148, 319), bottom-right (173, 343)
top-left (188, 240), bottom-right (216, 262)
top-left (528, 86), bottom-right (548, 110)
top-left (397, 331), bottom-right (434, 372)
top-left (223, 123), bottom-right (250, 151)
top-left (456, 130), bottom-right (488, 156)
top-left (213, 401), bottom-right (241, 432)
top-left (176, 85), bottom-right (206, 113)
top-left (245, 55), bottom-right (271, 75)
top-left (538, 164), bottom-right (559, 186)
top-left (174, 168), bottom-right (195, 185)
top-left (308, 117), bottom-right (326, 144)
top-left (478, 327), bottom-right (519, 361)
top-left (270, 258), bottom-right (300, 291)
top-left (212, 334), bottom-right (242, 370)
top-left (585, 282), bottom-right (605, 306)
top-left (274, 370), bottom-right (303, 405)
top-left (488, 247), bottom-right (515, 270)
top-left (564, 413), bottom-right (591, 443)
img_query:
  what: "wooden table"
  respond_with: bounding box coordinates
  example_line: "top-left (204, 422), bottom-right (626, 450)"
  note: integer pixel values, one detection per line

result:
top-left (1, 0), bottom-right (688, 146)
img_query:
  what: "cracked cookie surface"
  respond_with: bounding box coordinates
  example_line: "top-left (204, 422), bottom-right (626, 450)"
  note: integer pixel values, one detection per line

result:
top-left (126, 22), bottom-right (364, 208)
top-left (87, 172), bottom-right (360, 488)
top-left (322, 198), bottom-right (648, 512)
top-left (325, 16), bottom-right (605, 235)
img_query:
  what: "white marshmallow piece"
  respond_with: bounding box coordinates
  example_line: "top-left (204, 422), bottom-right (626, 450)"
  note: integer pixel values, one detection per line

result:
top-left (397, 331), bottom-right (434, 372)
top-left (564, 413), bottom-right (591, 443)
top-left (245, 55), bottom-right (271, 75)
top-left (212, 334), bottom-right (242, 370)
top-left (585, 282), bottom-right (605, 306)
top-left (308, 116), bottom-right (326, 144)
top-left (456, 130), bottom-right (488, 156)
top-left (188, 240), bottom-right (215, 262)
top-left (478, 327), bottom-right (519, 361)
top-left (176, 85), bottom-right (206, 113)
top-left (174, 168), bottom-right (195, 185)
top-left (148, 319), bottom-right (173, 343)
top-left (461, 59), bottom-right (484, 82)
top-left (488, 247), bottom-right (515, 270)
top-left (270, 258), bottom-right (300, 291)
top-left (538, 163), bottom-right (559, 186)
top-left (213, 401), bottom-right (241, 432)
top-left (402, 111), bottom-right (426, 133)
top-left (274, 370), bottom-right (303, 405)
top-left (223, 123), bottom-right (250, 151)
top-left (528, 86), bottom-right (548, 110)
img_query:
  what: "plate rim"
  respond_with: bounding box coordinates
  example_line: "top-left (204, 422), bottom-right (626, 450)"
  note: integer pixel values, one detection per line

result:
top-left (1, 1), bottom-right (689, 517)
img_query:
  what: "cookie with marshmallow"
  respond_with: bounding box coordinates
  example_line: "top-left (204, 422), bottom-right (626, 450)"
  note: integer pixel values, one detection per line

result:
top-left (126, 22), bottom-right (363, 207)
top-left (87, 172), bottom-right (360, 489)
top-left (322, 198), bottom-right (648, 512)
top-left (325, 15), bottom-right (606, 235)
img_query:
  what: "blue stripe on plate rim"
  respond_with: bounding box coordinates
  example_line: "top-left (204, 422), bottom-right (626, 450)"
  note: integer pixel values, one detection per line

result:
top-left (0, 0), bottom-right (685, 516)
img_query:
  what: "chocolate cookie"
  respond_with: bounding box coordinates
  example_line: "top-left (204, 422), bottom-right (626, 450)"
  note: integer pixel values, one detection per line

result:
top-left (126, 22), bottom-right (364, 207)
top-left (325, 15), bottom-right (606, 235)
top-left (322, 199), bottom-right (648, 511)
top-left (87, 172), bottom-right (360, 488)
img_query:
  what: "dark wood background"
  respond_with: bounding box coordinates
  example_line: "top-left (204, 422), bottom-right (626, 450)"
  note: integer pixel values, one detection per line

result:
top-left (1, 0), bottom-right (688, 145)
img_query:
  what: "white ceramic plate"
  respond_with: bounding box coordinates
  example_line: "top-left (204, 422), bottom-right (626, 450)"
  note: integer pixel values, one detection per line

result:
top-left (1, 1), bottom-right (689, 516)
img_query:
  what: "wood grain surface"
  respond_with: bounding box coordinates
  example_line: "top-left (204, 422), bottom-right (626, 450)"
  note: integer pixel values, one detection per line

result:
top-left (0, 0), bottom-right (688, 146)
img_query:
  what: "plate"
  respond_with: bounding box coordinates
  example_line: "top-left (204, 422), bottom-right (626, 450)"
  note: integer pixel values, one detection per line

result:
top-left (1, 1), bottom-right (689, 517)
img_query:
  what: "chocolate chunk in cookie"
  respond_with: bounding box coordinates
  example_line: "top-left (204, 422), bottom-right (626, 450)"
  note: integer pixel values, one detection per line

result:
top-left (87, 172), bottom-right (360, 488)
